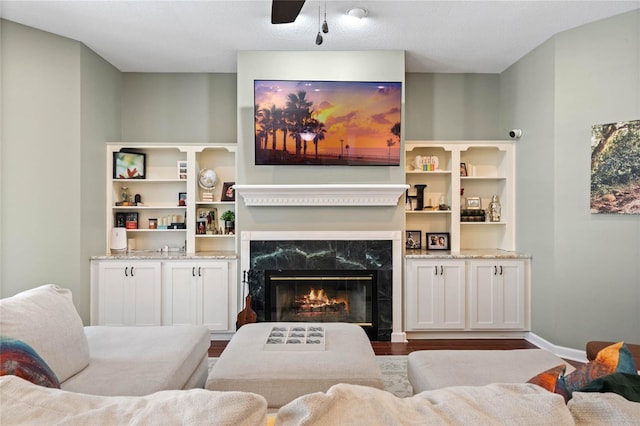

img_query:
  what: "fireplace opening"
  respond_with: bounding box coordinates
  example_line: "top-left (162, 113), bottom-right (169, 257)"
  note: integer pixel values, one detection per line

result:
top-left (265, 269), bottom-right (378, 338)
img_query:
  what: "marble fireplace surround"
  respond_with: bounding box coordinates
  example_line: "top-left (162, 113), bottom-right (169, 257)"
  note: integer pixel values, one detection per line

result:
top-left (241, 231), bottom-right (405, 342)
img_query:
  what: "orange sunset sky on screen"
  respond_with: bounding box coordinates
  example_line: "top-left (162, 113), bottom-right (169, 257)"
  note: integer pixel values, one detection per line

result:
top-left (255, 80), bottom-right (401, 154)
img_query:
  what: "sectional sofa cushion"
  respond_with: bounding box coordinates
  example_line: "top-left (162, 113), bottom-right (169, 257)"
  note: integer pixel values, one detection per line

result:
top-left (568, 391), bottom-right (640, 425)
top-left (275, 382), bottom-right (574, 426)
top-left (0, 375), bottom-right (268, 426)
top-left (407, 349), bottom-right (573, 392)
top-left (0, 284), bottom-right (89, 382)
top-left (61, 325), bottom-right (210, 395)
top-left (0, 337), bottom-right (60, 388)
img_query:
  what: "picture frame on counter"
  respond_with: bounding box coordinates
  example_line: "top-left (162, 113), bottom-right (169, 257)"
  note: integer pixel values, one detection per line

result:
top-left (426, 233), bottom-right (450, 250)
top-left (405, 230), bottom-right (422, 250)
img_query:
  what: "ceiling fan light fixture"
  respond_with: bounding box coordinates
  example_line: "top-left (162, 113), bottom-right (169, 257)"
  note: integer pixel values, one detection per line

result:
top-left (346, 7), bottom-right (367, 19)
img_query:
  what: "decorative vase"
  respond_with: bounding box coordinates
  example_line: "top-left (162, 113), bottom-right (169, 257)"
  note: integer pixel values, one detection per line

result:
top-left (489, 195), bottom-right (502, 222)
top-left (120, 186), bottom-right (129, 203)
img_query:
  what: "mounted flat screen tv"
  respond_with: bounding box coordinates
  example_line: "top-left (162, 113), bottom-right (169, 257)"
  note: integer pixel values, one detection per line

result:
top-left (254, 80), bottom-right (402, 166)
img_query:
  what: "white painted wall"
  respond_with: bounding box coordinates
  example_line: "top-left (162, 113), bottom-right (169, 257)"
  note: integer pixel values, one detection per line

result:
top-left (0, 20), bottom-right (120, 323)
top-left (234, 51), bottom-right (407, 248)
top-left (501, 10), bottom-right (640, 348)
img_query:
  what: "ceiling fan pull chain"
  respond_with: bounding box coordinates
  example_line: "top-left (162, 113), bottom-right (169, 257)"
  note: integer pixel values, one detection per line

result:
top-left (322, 0), bottom-right (329, 34)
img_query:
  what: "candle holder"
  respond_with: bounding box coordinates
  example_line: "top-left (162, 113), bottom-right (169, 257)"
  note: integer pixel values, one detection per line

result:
top-left (414, 184), bottom-right (427, 211)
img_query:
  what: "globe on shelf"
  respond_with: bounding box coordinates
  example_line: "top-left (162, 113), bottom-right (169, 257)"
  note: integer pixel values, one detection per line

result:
top-left (198, 168), bottom-right (218, 202)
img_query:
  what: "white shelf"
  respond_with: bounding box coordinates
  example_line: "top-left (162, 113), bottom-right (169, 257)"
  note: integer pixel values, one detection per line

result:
top-left (107, 143), bottom-right (237, 254)
top-left (125, 229), bottom-right (186, 232)
top-left (406, 210), bottom-right (452, 214)
top-left (113, 205), bottom-right (187, 210)
top-left (195, 201), bottom-right (235, 206)
top-left (461, 222), bottom-right (507, 225)
top-left (460, 176), bottom-right (507, 180)
top-left (113, 179), bottom-right (185, 183)
top-left (405, 140), bottom-right (514, 252)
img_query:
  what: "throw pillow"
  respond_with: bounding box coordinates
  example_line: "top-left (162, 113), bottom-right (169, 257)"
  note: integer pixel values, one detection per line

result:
top-left (562, 341), bottom-right (638, 393)
top-left (577, 372), bottom-right (640, 403)
top-left (527, 341), bottom-right (638, 403)
top-left (526, 364), bottom-right (571, 402)
top-left (0, 284), bottom-right (90, 382)
top-left (0, 336), bottom-right (60, 388)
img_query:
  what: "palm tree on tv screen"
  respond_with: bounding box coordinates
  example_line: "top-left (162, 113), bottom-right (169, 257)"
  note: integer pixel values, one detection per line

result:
top-left (286, 91), bottom-right (313, 158)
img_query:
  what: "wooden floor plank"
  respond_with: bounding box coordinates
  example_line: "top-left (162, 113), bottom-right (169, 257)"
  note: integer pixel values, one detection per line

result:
top-left (209, 338), bottom-right (539, 357)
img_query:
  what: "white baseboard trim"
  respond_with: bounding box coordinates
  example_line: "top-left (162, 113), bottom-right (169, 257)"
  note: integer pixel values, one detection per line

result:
top-left (525, 332), bottom-right (587, 363)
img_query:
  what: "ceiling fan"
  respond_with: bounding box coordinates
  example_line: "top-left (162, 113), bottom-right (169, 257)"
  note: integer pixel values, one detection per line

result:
top-left (271, 0), bottom-right (306, 24)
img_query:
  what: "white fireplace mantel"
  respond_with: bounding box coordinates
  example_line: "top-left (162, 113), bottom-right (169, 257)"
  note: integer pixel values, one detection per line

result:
top-left (233, 184), bottom-right (409, 206)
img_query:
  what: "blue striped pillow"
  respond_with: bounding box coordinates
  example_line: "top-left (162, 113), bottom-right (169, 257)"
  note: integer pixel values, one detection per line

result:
top-left (0, 336), bottom-right (60, 388)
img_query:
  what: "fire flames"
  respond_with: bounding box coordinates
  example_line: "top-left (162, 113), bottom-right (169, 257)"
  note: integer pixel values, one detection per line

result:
top-left (297, 288), bottom-right (349, 312)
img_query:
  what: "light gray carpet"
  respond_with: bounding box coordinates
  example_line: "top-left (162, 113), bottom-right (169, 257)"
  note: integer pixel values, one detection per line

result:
top-left (208, 355), bottom-right (412, 398)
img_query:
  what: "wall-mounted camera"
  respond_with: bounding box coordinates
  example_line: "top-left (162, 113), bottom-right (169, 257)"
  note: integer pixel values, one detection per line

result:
top-left (508, 129), bottom-right (523, 139)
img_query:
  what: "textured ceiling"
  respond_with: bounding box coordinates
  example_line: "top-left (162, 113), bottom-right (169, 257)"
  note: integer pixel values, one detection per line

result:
top-left (1, 0), bottom-right (638, 73)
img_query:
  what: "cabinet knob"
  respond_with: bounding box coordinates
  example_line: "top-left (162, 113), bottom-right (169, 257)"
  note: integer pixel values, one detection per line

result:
top-left (130, 266), bottom-right (135, 276)
top-left (198, 267), bottom-right (202, 277)
top-left (434, 266), bottom-right (438, 275)
top-left (493, 265), bottom-right (497, 275)
top-left (192, 267), bottom-right (196, 277)
top-left (440, 265), bottom-right (443, 275)
top-left (499, 265), bottom-right (503, 276)
top-left (125, 266), bottom-right (128, 277)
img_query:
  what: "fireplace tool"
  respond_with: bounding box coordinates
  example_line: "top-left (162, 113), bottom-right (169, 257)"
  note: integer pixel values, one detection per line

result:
top-left (236, 270), bottom-right (257, 329)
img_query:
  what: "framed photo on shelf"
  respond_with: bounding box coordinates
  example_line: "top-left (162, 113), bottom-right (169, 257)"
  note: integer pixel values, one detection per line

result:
top-left (177, 160), bottom-right (187, 180)
top-left (221, 182), bottom-right (235, 202)
top-left (113, 151), bottom-right (146, 179)
top-left (460, 162), bottom-right (468, 177)
top-left (178, 192), bottom-right (187, 206)
top-left (405, 230), bottom-right (422, 250)
top-left (465, 196), bottom-right (481, 210)
top-left (125, 212), bottom-right (139, 230)
top-left (115, 212), bottom-right (127, 228)
top-left (426, 233), bottom-right (450, 250)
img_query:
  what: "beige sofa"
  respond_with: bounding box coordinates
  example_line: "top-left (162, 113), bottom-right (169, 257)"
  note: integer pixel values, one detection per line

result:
top-left (2, 375), bottom-right (639, 425)
top-left (2, 285), bottom-right (639, 425)
top-left (0, 284), bottom-right (210, 396)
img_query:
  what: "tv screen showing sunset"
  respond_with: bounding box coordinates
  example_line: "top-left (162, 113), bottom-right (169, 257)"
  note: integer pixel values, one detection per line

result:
top-left (254, 80), bottom-right (402, 165)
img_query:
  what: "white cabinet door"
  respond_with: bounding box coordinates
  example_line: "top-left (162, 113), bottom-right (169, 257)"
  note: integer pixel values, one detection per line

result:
top-left (95, 261), bottom-right (161, 326)
top-left (469, 260), bottom-right (525, 329)
top-left (405, 259), bottom-right (465, 330)
top-left (97, 262), bottom-right (129, 326)
top-left (162, 260), bottom-right (234, 332)
top-left (199, 261), bottom-right (230, 331)
top-left (162, 262), bottom-right (199, 326)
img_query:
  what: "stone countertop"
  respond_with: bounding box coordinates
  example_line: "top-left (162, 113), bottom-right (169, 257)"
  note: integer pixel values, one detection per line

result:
top-left (405, 249), bottom-right (531, 259)
top-left (91, 251), bottom-right (237, 260)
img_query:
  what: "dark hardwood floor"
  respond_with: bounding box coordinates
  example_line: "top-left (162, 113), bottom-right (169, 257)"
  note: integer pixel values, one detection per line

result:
top-left (209, 338), bottom-right (538, 357)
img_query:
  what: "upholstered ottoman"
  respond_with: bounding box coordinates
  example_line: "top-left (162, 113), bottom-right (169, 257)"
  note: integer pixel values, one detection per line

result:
top-left (408, 349), bottom-right (574, 393)
top-left (206, 322), bottom-right (383, 408)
